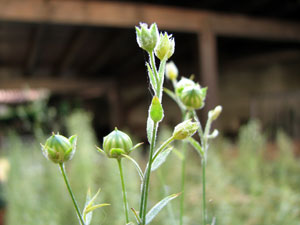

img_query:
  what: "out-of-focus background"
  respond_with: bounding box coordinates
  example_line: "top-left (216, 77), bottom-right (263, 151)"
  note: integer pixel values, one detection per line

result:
top-left (0, 0), bottom-right (299, 225)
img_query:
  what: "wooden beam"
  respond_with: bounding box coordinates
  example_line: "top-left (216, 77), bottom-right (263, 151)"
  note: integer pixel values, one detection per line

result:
top-left (0, 1), bottom-right (300, 41)
top-left (54, 28), bottom-right (90, 76)
top-left (24, 25), bottom-right (46, 76)
top-left (198, 30), bottom-right (219, 112)
top-left (86, 32), bottom-right (127, 74)
top-left (0, 77), bottom-right (115, 94)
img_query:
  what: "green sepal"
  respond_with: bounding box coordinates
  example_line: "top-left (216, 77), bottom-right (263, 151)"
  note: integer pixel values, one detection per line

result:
top-left (187, 137), bottom-right (204, 157)
top-left (145, 193), bottom-right (180, 224)
top-left (110, 148), bottom-right (125, 158)
top-left (69, 135), bottom-right (77, 147)
top-left (95, 146), bottom-right (105, 155)
top-left (150, 96), bottom-right (164, 123)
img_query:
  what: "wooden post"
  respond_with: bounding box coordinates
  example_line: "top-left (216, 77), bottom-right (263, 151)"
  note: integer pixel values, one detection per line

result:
top-left (198, 30), bottom-right (219, 116)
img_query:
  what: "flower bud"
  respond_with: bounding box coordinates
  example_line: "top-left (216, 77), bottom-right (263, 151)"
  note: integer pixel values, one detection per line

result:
top-left (172, 119), bottom-right (199, 140)
top-left (150, 96), bottom-right (164, 122)
top-left (175, 77), bottom-right (195, 97)
top-left (103, 128), bottom-right (133, 158)
top-left (136, 23), bottom-right (159, 53)
top-left (208, 105), bottom-right (222, 121)
top-left (41, 133), bottom-right (77, 163)
top-left (155, 32), bottom-right (175, 60)
top-left (165, 61), bottom-right (178, 81)
top-left (180, 85), bottom-right (207, 110)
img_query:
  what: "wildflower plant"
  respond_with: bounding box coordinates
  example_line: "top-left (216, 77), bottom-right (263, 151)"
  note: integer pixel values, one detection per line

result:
top-left (40, 22), bottom-right (221, 225)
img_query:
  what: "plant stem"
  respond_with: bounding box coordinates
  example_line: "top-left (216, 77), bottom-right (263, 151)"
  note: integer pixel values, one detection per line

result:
top-left (201, 157), bottom-right (207, 225)
top-left (140, 122), bottom-right (158, 225)
top-left (179, 141), bottom-right (187, 225)
top-left (179, 111), bottom-right (189, 225)
top-left (117, 159), bottom-right (130, 224)
top-left (59, 163), bottom-right (85, 225)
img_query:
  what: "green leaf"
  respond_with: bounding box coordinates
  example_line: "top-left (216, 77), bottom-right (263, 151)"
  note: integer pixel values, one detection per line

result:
top-left (146, 62), bottom-right (157, 94)
top-left (187, 137), bottom-right (204, 157)
top-left (146, 115), bottom-right (154, 144)
top-left (85, 203), bottom-right (110, 214)
top-left (145, 193), bottom-right (180, 224)
top-left (122, 154), bottom-right (144, 182)
top-left (151, 147), bottom-right (173, 171)
top-left (157, 59), bottom-right (166, 99)
top-left (131, 208), bottom-right (142, 224)
top-left (83, 188), bottom-right (109, 225)
top-left (83, 189), bottom-right (93, 225)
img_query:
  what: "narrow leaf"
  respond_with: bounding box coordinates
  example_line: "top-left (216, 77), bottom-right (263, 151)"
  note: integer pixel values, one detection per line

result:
top-left (131, 208), bottom-right (142, 224)
top-left (146, 115), bottom-right (154, 144)
top-left (151, 147), bottom-right (173, 171)
top-left (122, 154), bottom-right (144, 182)
top-left (146, 62), bottom-right (157, 94)
top-left (145, 193), bottom-right (180, 224)
top-left (187, 137), bottom-right (204, 157)
top-left (86, 203), bottom-right (110, 213)
top-left (157, 59), bottom-right (166, 100)
top-left (83, 189), bottom-right (93, 225)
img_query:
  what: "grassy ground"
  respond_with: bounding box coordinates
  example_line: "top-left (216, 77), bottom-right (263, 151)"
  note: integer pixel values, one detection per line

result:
top-left (1, 112), bottom-right (300, 225)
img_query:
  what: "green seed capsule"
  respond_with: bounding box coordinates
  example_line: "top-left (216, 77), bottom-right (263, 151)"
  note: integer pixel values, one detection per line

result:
top-left (103, 128), bottom-right (133, 158)
top-left (175, 77), bottom-right (195, 97)
top-left (41, 133), bottom-right (77, 164)
top-left (180, 85), bottom-right (205, 110)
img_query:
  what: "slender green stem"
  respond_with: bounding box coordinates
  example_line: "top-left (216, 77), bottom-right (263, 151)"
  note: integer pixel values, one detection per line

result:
top-left (201, 157), bottom-right (207, 225)
top-left (59, 163), bottom-right (85, 225)
top-left (140, 122), bottom-right (158, 225)
top-left (179, 141), bottom-right (187, 225)
top-left (152, 136), bottom-right (175, 161)
top-left (179, 111), bottom-right (190, 225)
top-left (117, 159), bottom-right (130, 224)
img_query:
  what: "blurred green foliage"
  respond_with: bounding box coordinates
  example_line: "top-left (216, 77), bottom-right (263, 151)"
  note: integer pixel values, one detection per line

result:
top-left (2, 112), bottom-right (300, 225)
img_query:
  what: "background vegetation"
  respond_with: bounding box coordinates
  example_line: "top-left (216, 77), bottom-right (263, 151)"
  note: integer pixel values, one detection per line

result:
top-left (1, 110), bottom-right (300, 225)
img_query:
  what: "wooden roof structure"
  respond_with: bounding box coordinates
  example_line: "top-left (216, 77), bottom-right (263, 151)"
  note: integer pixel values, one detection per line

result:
top-left (0, 0), bottom-right (299, 129)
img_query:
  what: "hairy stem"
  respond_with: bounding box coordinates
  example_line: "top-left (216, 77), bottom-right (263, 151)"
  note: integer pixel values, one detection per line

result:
top-left (117, 159), bottom-right (130, 224)
top-left (59, 163), bottom-right (85, 225)
top-left (179, 111), bottom-right (190, 225)
top-left (140, 122), bottom-right (158, 225)
top-left (202, 157), bottom-right (207, 225)
top-left (179, 141), bottom-right (187, 225)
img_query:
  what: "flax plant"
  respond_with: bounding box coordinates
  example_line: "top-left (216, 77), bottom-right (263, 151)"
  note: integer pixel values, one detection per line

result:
top-left (164, 62), bottom-right (222, 225)
top-left (40, 23), bottom-right (207, 225)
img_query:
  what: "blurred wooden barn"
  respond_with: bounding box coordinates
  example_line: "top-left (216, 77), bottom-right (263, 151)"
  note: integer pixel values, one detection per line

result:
top-left (0, 0), bottom-right (299, 139)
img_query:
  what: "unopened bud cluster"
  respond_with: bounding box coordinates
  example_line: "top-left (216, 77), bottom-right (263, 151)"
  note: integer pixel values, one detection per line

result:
top-left (136, 23), bottom-right (174, 60)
